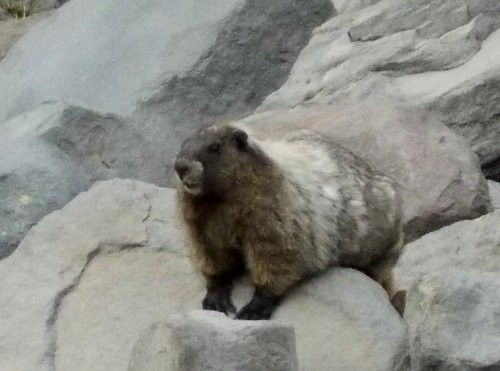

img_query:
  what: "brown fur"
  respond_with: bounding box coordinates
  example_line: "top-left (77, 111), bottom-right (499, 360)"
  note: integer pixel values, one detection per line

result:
top-left (174, 123), bottom-right (405, 319)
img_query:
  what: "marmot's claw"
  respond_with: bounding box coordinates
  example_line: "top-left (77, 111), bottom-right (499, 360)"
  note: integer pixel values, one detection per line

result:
top-left (235, 304), bottom-right (272, 320)
top-left (202, 292), bottom-right (236, 315)
top-left (235, 289), bottom-right (278, 320)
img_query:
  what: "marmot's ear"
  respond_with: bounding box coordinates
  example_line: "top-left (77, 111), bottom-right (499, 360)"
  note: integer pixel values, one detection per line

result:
top-left (232, 129), bottom-right (248, 149)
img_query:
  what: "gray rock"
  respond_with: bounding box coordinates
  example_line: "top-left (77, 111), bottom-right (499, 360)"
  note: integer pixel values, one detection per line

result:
top-left (264, 269), bottom-right (408, 371)
top-left (0, 102), bottom-right (146, 258)
top-left (1, 102), bottom-right (145, 181)
top-left (406, 270), bottom-right (500, 371)
top-left (128, 311), bottom-right (299, 371)
top-left (394, 210), bottom-right (500, 292)
top-left (0, 138), bottom-right (88, 259)
top-left (259, 0), bottom-right (500, 180)
top-left (489, 180), bottom-right (500, 209)
top-left (0, 179), bottom-right (406, 371)
top-left (239, 101), bottom-right (491, 241)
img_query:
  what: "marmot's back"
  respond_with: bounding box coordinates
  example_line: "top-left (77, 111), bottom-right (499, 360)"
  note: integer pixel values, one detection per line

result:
top-left (251, 128), bottom-right (403, 271)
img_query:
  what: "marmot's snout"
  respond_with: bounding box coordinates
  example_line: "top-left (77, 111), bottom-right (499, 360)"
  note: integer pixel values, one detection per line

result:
top-left (174, 159), bottom-right (189, 179)
top-left (174, 157), bottom-right (204, 196)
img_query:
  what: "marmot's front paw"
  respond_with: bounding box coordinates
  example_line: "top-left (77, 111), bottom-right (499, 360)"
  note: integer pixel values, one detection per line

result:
top-left (235, 290), bottom-right (279, 320)
top-left (202, 290), bottom-right (236, 315)
top-left (235, 302), bottom-right (273, 320)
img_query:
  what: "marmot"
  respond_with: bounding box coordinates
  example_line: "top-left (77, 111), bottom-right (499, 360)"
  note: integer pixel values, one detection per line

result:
top-left (174, 123), bottom-right (405, 320)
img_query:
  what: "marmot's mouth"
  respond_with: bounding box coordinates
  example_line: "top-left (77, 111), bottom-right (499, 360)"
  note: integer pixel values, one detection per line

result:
top-left (183, 181), bottom-right (202, 195)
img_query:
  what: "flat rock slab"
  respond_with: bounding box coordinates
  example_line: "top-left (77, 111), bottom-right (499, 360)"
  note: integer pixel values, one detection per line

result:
top-left (0, 179), bottom-right (407, 371)
top-left (128, 310), bottom-right (298, 371)
top-left (406, 270), bottom-right (500, 370)
top-left (239, 101), bottom-right (490, 241)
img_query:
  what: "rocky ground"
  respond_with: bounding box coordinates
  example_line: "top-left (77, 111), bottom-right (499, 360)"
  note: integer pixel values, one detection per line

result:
top-left (1, 0), bottom-right (500, 370)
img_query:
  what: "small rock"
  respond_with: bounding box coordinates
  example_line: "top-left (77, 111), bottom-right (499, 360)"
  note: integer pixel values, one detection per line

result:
top-left (406, 270), bottom-right (500, 371)
top-left (128, 310), bottom-right (299, 371)
top-left (394, 209), bottom-right (500, 291)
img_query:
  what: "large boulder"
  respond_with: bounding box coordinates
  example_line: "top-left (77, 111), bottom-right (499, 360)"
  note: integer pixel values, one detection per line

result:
top-left (128, 311), bottom-right (299, 371)
top-left (260, 0), bottom-right (500, 180)
top-left (405, 270), bottom-right (500, 370)
top-left (0, 179), bottom-right (407, 371)
top-left (238, 101), bottom-right (490, 241)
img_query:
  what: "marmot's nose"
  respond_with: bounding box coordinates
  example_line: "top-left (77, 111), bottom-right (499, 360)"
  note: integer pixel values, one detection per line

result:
top-left (174, 160), bottom-right (189, 179)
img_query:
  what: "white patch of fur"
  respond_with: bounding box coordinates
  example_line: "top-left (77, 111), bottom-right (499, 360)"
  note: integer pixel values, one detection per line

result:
top-left (252, 135), bottom-right (343, 267)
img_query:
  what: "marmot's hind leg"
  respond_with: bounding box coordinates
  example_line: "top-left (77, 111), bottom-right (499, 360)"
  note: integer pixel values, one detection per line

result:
top-left (366, 238), bottom-right (407, 317)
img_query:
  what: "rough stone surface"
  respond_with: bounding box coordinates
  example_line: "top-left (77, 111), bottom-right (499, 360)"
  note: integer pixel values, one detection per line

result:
top-left (0, 138), bottom-right (89, 259)
top-left (394, 209), bottom-right (500, 292)
top-left (405, 270), bottom-right (500, 371)
top-left (260, 0), bottom-right (500, 180)
top-left (128, 311), bottom-right (299, 371)
top-left (0, 179), bottom-right (407, 371)
top-left (489, 180), bottom-right (500, 209)
top-left (239, 101), bottom-right (490, 241)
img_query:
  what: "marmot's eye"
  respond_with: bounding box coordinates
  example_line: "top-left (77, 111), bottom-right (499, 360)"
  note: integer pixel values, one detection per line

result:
top-left (208, 143), bottom-right (221, 154)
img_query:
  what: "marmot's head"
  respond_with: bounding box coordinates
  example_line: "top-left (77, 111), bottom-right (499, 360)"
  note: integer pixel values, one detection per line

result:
top-left (174, 125), bottom-right (253, 198)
